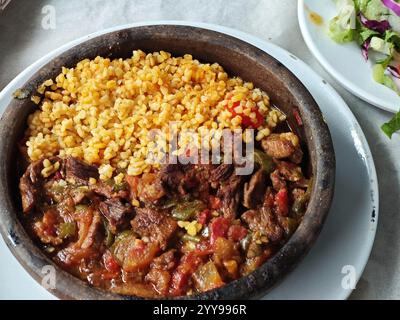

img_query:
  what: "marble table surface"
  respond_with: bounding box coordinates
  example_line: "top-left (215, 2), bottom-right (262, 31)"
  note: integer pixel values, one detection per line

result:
top-left (0, 0), bottom-right (399, 300)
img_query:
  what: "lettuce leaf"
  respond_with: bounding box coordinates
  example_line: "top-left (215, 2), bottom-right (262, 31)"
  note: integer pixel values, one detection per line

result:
top-left (372, 63), bottom-right (400, 93)
top-left (329, 17), bottom-right (356, 42)
top-left (329, 0), bottom-right (357, 43)
top-left (353, 0), bottom-right (371, 13)
top-left (381, 110), bottom-right (400, 138)
top-left (357, 26), bottom-right (380, 44)
top-left (365, 0), bottom-right (389, 20)
top-left (385, 30), bottom-right (400, 49)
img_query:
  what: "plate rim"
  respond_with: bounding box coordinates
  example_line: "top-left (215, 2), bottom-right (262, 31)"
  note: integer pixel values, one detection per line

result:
top-left (298, 0), bottom-right (397, 113)
top-left (0, 20), bottom-right (379, 300)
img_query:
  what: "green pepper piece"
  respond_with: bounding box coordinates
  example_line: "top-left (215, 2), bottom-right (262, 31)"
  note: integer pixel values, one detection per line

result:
top-left (253, 149), bottom-right (274, 174)
top-left (110, 230), bottom-right (136, 254)
top-left (159, 198), bottom-right (178, 209)
top-left (115, 229), bottom-right (135, 241)
top-left (51, 184), bottom-right (65, 193)
top-left (58, 222), bottom-right (76, 239)
top-left (103, 221), bottom-right (115, 247)
top-left (171, 200), bottom-right (206, 221)
top-left (74, 204), bottom-right (89, 212)
top-left (113, 182), bottom-right (127, 192)
top-left (181, 234), bottom-right (201, 243)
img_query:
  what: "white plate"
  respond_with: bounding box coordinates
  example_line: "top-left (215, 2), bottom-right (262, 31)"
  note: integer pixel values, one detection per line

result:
top-left (298, 0), bottom-right (400, 113)
top-left (0, 21), bottom-right (378, 300)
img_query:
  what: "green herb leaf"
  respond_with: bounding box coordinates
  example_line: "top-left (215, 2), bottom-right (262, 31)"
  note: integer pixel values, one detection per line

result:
top-left (381, 110), bottom-right (400, 138)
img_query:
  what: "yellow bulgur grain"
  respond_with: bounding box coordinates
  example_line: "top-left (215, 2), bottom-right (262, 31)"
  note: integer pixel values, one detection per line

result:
top-left (26, 50), bottom-right (285, 180)
top-left (31, 95), bottom-right (41, 105)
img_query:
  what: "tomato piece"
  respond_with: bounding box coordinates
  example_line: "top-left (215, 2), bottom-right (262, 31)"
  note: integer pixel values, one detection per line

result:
top-left (197, 209), bottom-right (211, 225)
top-left (103, 250), bottom-right (120, 273)
top-left (112, 235), bottom-right (159, 272)
top-left (293, 107), bottom-right (303, 126)
top-left (193, 261), bottom-right (224, 292)
top-left (125, 175), bottom-right (140, 199)
top-left (228, 101), bottom-right (264, 129)
top-left (169, 252), bottom-right (203, 296)
top-left (209, 217), bottom-right (230, 244)
top-left (228, 225), bottom-right (248, 242)
top-left (209, 195), bottom-right (222, 210)
top-left (275, 188), bottom-right (289, 216)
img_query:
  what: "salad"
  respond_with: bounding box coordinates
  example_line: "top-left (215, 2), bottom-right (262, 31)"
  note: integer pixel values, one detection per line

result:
top-left (329, 0), bottom-right (400, 137)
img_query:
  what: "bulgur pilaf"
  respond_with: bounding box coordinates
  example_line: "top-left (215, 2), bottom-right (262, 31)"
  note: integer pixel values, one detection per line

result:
top-left (25, 50), bottom-right (285, 180)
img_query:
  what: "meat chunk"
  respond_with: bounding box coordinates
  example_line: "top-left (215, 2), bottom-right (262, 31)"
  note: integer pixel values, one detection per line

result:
top-left (210, 164), bottom-right (234, 185)
top-left (261, 134), bottom-right (294, 159)
top-left (146, 250), bottom-right (177, 295)
top-left (33, 209), bottom-right (63, 245)
top-left (217, 173), bottom-right (245, 220)
top-left (159, 163), bottom-right (196, 195)
top-left (160, 163), bottom-right (186, 194)
top-left (57, 207), bottom-right (102, 266)
top-left (270, 169), bottom-right (286, 191)
top-left (90, 181), bottom-right (129, 200)
top-left (275, 161), bottom-right (303, 182)
top-left (20, 173), bottom-right (38, 213)
top-left (145, 268), bottom-right (172, 296)
top-left (65, 157), bottom-right (99, 184)
top-left (242, 208), bottom-right (283, 243)
top-left (19, 159), bottom-right (43, 213)
top-left (261, 133), bottom-right (302, 163)
top-left (158, 163), bottom-right (215, 201)
top-left (243, 169), bottom-right (267, 209)
top-left (136, 173), bottom-right (166, 203)
top-left (131, 208), bottom-right (178, 249)
top-left (151, 250), bottom-right (177, 271)
top-left (99, 198), bottom-right (133, 233)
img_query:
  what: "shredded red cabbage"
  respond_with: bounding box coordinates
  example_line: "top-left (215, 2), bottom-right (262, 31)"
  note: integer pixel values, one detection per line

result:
top-left (361, 38), bottom-right (371, 60)
top-left (359, 12), bottom-right (391, 33)
top-left (382, 0), bottom-right (400, 16)
top-left (388, 65), bottom-right (400, 78)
